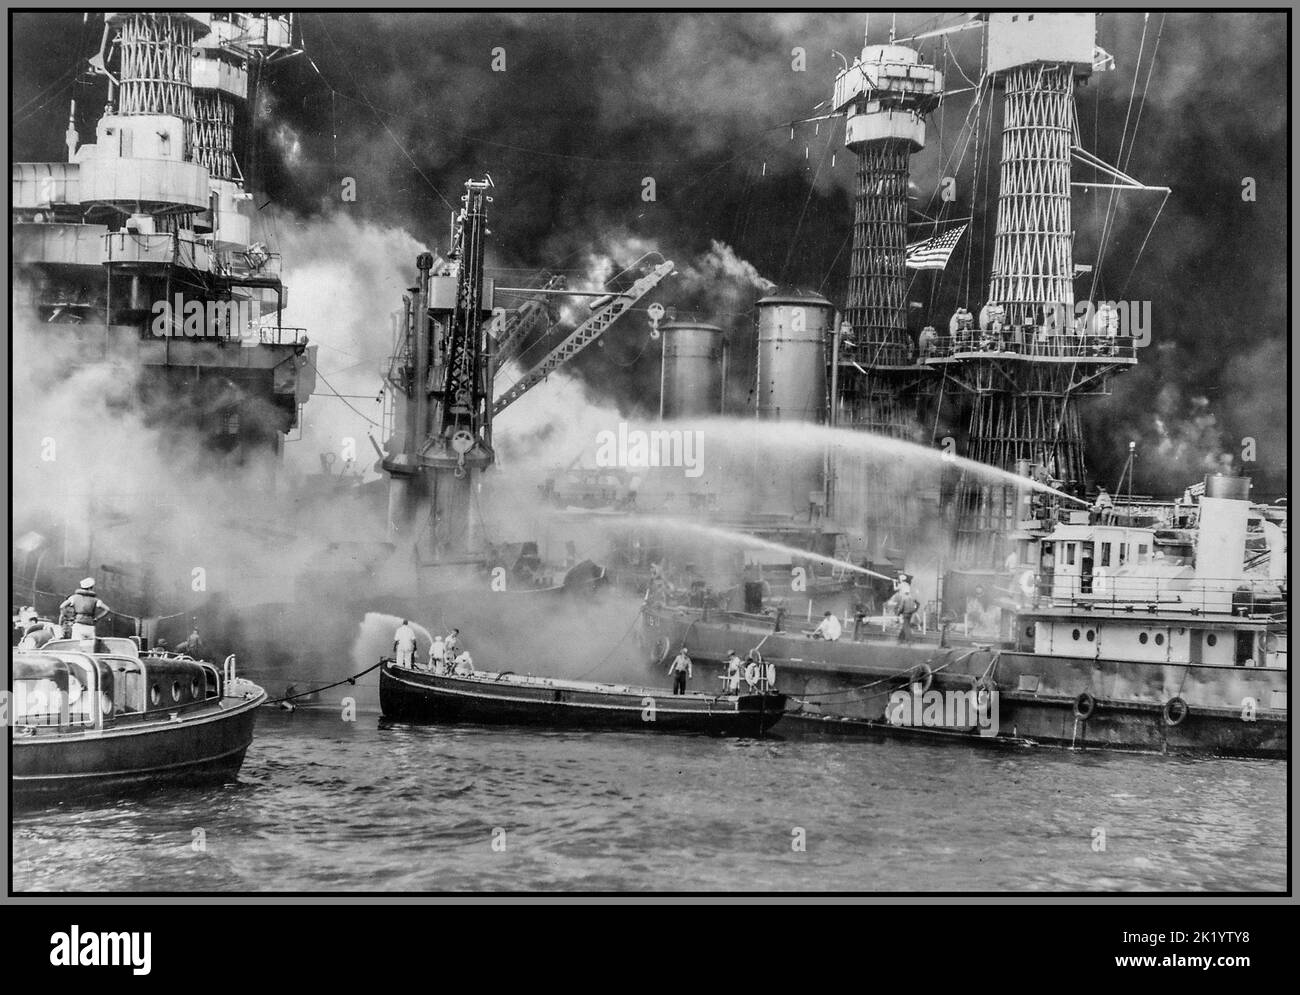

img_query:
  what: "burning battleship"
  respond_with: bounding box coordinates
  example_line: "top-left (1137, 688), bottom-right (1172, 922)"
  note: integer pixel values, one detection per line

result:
top-left (9, 12), bottom-right (621, 692)
top-left (11, 12), bottom-right (1287, 756)
top-left (630, 13), bottom-right (1288, 757)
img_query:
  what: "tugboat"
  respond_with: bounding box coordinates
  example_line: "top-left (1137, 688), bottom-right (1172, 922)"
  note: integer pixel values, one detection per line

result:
top-left (642, 475), bottom-right (1288, 757)
top-left (379, 658), bottom-right (786, 737)
top-left (11, 637), bottom-right (266, 799)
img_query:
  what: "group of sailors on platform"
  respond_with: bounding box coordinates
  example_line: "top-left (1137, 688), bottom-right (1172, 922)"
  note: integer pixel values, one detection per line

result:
top-left (393, 620), bottom-right (475, 675)
top-left (918, 301), bottom-right (1121, 358)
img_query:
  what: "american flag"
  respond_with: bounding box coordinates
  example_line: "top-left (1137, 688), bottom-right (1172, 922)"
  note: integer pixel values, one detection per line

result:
top-left (905, 224), bottom-right (968, 271)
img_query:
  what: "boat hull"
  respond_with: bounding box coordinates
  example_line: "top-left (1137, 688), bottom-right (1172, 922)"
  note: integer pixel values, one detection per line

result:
top-left (644, 608), bottom-right (1288, 758)
top-left (11, 693), bottom-right (264, 799)
top-left (380, 663), bottom-right (784, 737)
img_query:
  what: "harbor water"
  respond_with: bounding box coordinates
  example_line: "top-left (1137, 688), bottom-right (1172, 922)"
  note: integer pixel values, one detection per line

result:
top-left (12, 706), bottom-right (1286, 892)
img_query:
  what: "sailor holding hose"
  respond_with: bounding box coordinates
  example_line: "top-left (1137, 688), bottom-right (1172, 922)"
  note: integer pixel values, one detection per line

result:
top-left (393, 620), bottom-right (417, 669)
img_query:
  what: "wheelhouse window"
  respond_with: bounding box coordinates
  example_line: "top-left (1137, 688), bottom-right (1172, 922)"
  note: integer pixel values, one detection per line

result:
top-left (109, 661), bottom-right (145, 715)
top-left (12, 655), bottom-right (96, 728)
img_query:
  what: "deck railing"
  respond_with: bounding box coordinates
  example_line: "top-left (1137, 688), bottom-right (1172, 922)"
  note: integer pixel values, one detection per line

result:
top-left (1033, 573), bottom-right (1287, 619)
top-left (923, 331), bottom-right (1138, 362)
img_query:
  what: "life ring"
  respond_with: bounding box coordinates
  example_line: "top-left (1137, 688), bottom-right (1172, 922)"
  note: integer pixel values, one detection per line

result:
top-left (1073, 692), bottom-right (1096, 720)
top-left (744, 662), bottom-right (760, 687)
top-left (1163, 696), bottom-right (1189, 727)
top-left (907, 663), bottom-right (933, 693)
top-left (650, 636), bottom-right (671, 665)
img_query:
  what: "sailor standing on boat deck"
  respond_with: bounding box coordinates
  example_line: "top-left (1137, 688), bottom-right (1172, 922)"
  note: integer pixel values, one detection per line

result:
top-left (444, 628), bottom-right (461, 657)
top-left (852, 601), bottom-right (868, 642)
top-left (394, 620), bottom-right (417, 669)
top-left (1091, 488), bottom-right (1115, 525)
top-left (894, 574), bottom-right (919, 644)
top-left (429, 634), bottom-right (446, 674)
top-left (177, 627), bottom-right (208, 659)
top-left (59, 578), bottom-right (110, 641)
top-left (724, 650), bottom-right (744, 694)
top-left (668, 647), bottom-right (692, 695)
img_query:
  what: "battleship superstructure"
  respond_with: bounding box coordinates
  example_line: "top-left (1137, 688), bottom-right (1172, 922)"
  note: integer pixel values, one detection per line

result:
top-left (13, 12), bottom-right (313, 465)
top-left (12, 12), bottom-right (316, 619)
top-left (635, 12), bottom-right (1287, 757)
top-left (929, 13), bottom-right (1141, 565)
top-left (829, 28), bottom-right (944, 561)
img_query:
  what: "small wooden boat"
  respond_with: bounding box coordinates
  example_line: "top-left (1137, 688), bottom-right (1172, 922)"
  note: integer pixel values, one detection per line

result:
top-left (379, 659), bottom-right (786, 737)
top-left (11, 637), bottom-right (265, 799)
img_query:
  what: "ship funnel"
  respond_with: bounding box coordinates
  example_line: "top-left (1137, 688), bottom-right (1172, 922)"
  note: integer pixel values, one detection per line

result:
top-left (755, 289), bottom-right (833, 423)
top-left (1195, 474), bottom-right (1251, 586)
top-left (754, 289), bottom-right (834, 518)
top-left (659, 321), bottom-right (724, 420)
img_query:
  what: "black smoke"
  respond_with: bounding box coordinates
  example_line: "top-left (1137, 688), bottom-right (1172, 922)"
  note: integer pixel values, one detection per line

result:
top-left (12, 11), bottom-right (1287, 498)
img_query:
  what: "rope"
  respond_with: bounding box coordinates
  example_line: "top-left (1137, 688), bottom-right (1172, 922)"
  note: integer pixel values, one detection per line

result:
top-left (790, 654), bottom-right (958, 705)
top-left (788, 647), bottom-right (984, 708)
top-left (263, 662), bottom-right (383, 705)
top-left (10, 580), bottom-right (190, 625)
top-left (574, 611), bottom-right (645, 680)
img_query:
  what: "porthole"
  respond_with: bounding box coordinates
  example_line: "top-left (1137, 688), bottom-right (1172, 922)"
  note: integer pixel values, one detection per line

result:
top-left (171, 681), bottom-right (182, 702)
top-left (1139, 632), bottom-right (1149, 644)
top-left (1025, 624), bottom-right (1035, 638)
top-left (1072, 629), bottom-right (1081, 641)
top-left (150, 684), bottom-right (161, 706)
top-left (1155, 633), bottom-right (1165, 646)
top-left (1206, 633), bottom-right (1217, 647)
top-left (1085, 629), bottom-right (1095, 641)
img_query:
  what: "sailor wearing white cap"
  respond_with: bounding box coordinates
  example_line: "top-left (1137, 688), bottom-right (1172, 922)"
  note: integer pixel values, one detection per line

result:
top-left (59, 578), bottom-right (110, 641)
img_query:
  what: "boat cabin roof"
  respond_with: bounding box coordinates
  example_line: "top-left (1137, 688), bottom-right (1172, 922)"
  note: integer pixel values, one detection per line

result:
top-left (13, 650), bottom-right (97, 682)
top-left (44, 637), bottom-right (141, 657)
top-left (1045, 522), bottom-right (1158, 544)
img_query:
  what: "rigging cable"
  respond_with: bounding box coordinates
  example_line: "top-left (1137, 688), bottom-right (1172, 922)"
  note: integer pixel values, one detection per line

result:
top-left (305, 355), bottom-right (385, 429)
top-left (303, 17), bottom-right (455, 213)
top-left (1090, 12), bottom-right (1150, 303)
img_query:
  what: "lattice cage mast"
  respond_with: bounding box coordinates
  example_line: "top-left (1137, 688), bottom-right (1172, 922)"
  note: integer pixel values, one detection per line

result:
top-left (87, 12), bottom-right (296, 231)
top-left (948, 12), bottom-right (1137, 563)
top-left (831, 41), bottom-right (943, 427)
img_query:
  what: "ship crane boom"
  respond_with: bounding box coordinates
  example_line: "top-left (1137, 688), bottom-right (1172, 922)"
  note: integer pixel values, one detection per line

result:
top-left (491, 260), bottom-right (674, 416)
top-left (492, 273), bottom-right (567, 371)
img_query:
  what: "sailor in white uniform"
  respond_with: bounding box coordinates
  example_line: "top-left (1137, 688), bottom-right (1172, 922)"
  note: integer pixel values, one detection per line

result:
top-left (812, 611), bottom-right (842, 642)
top-left (428, 634), bottom-right (446, 674)
top-left (393, 620), bottom-right (417, 669)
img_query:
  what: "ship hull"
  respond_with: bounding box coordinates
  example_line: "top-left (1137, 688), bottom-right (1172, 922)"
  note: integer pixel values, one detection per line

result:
top-left (12, 694), bottom-right (264, 800)
top-left (643, 607), bottom-right (1287, 758)
top-left (380, 662), bottom-right (785, 737)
